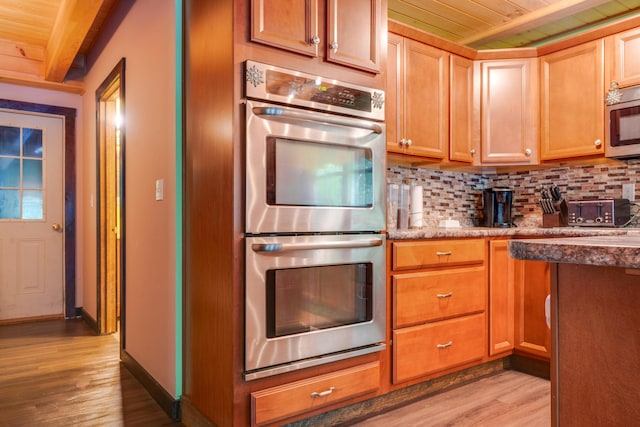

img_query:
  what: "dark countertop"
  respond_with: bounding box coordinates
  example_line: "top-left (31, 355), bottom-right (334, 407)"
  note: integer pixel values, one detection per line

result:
top-left (509, 234), bottom-right (640, 269)
top-left (387, 226), bottom-right (635, 240)
top-left (388, 226), bottom-right (640, 269)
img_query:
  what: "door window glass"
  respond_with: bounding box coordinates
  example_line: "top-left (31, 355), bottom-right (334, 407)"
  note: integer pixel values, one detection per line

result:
top-left (0, 126), bottom-right (44, 219)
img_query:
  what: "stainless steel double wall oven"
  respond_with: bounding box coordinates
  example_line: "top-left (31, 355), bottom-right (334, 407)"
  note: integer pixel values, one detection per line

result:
top-left (243, 61), bottom-right (387, 380)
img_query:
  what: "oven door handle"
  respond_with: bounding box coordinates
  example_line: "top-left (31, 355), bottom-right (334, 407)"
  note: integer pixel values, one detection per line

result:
top-left (251, 238), bottom-right (383, 253)
top-left (252, 107), bottom-right (383, 134)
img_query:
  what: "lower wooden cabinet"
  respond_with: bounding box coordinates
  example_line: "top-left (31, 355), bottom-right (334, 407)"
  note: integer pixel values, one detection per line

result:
top-left (390, 239), bottom-right (487, 385)
top-left (251, 362), bottom-right (380, 426)
top-left (393, 265), bottom-right (486, 328)
top-left (393, 313), bottom-right (486, 383)
top-left (514, 259), bottom-right (551, 360)
top-left (488, 240), bottom-right (515, 356)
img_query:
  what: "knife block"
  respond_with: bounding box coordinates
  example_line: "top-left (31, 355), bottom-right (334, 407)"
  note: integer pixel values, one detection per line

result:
top-left (542, 200), bottom-right (568, 228)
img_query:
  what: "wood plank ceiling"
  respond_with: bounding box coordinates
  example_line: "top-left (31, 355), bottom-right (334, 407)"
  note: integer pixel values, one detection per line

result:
top-left (0, 0), bottom-right (117, 93)
top-left (389, 0), bottom-right (640, 49)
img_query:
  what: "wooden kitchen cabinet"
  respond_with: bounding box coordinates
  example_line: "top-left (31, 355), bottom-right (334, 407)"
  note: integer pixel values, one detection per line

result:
top-left (393, 313), bottom-right (486, 383)
top-left (488, 240), bottom-right (515, 356)
top-left (477, 59), bottom-right (539, 164)
top-left (540, 40), bottom-right (605, 160)
top-left (607, 26), bottom-right (640, 88)
top-left (251, 362), bottom-right (380, 426)
top-left (250, 0), bottom-right (382, 73)
top-left (386, 34), bottom-right (449, 160)
top-left (450, 55), bottom-right (476, 163)
top-left (514, 259), bottom-right (550, 360)
top-left (390, 239), bottom-right (486, 384)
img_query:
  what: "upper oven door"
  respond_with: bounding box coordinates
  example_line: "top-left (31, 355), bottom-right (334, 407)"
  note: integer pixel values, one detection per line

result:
top-left (246, 100), bottom-right (386, 234)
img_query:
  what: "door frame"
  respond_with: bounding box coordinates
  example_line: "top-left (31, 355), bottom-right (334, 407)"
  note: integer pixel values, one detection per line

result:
top-left (0, 99), bottom-right (77, 319)
top-left (95, 59), bottom-right (126, 337)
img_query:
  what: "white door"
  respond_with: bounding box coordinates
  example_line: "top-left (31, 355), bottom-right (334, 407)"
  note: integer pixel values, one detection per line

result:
top-left (0, 110), bottom-right (64, 321)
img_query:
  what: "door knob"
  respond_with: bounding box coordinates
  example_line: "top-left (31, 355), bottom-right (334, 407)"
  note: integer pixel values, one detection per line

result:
top-left (52, 223), bottom-right (62, 232)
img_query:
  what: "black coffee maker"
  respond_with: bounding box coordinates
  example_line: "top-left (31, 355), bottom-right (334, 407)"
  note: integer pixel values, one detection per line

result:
top-left (482, 188), bottom-right (513, 227)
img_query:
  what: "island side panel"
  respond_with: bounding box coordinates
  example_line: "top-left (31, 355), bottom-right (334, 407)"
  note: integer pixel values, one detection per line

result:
top-left (552, 263), bottom-right (640, 426)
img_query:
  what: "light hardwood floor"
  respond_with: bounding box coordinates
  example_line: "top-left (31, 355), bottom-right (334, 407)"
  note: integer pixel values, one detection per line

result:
top-left (0, 319), bottom-right (181, 427)
top-left (348, 370), bottom-right (551, 427)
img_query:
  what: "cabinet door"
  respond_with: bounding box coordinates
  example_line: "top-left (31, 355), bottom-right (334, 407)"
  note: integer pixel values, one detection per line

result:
top-left (251, 0), bottom-right (319, 56)
top-left (514, 259), bottom-right (550, 359)
top-left (404, 39), bottom-right (449, 159)
top-left (488, 240), bottom-right (514, 356)
top-left (609, 27), bottom-right (640, 88)
top-left (326, 0), bottom-right (382, 73)
top-left (541, 40), bottom-right (605, 160)
top-left (480, 59), bottom-right (539, 164)
top-left (386, 33), bottom-right (404, 154)
top-left (450, 55), bottom-right (475, 163)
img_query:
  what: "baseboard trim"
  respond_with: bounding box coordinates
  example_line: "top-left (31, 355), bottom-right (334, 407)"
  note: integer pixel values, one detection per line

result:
top-left (121, 350), bottom-right (181, 421)
top-left (77, 308), bottom-right (99, 335)
top-left (180, 396), bottom-right (216, 427)
top-left (510, 354), bottom-right (550, 380)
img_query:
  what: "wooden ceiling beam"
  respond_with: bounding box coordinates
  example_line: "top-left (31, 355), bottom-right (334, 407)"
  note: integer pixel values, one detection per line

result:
top-left (44, 0), bottom-right (104, 82)
top-left (458, 0), bottom-right (612, 46)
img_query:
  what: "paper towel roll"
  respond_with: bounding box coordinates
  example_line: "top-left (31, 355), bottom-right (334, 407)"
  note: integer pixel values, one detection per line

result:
top-left (410, 185), bottom-right (423, 228)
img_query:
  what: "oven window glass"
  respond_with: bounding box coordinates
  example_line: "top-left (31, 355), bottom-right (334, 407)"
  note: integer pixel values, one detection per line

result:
top-left (266, 137), bottom-right (373, 207)
top-left (266, 263), bottom-right (373, 338)
top-left (610, 106), bottom-right (640, 146)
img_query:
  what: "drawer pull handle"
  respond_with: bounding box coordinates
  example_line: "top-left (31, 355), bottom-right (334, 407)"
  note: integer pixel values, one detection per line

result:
top-left (311, 387), bottom-right (335, 398)
top-left (437, 292), bottom-right (453, 298)
top-left (436, 341), bottom-right (453, 349)
top-left (436, 251), bottom-right (452, 256)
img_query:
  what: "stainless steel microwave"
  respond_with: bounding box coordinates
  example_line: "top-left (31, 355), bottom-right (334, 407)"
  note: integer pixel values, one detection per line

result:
top-left (606, 83), bottom-right (640, 158)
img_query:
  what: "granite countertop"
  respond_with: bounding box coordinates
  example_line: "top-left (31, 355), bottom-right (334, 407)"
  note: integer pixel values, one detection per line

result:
top-left (509, 234), bottom-right (640, 269)
top-left (387, 226), bottom-right (638, 240)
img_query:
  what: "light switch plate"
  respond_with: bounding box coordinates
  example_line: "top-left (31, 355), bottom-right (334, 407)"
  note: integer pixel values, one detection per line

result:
top-left (155, 179), bottom-right (164, 201)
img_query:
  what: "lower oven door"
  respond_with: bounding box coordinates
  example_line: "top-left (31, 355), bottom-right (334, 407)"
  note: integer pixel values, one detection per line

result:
top-left (244, 233), bottom-right (386, 378)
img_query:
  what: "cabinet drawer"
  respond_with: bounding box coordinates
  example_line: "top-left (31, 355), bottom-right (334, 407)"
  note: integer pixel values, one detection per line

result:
top-left (393, 265), bottom-right (486, 327)
top-left (393, 313), bottom-right (486, 383)
top-left (393, 239), bottom-right (485, 270)
top-left (251, 362), bottom-right (380, 426)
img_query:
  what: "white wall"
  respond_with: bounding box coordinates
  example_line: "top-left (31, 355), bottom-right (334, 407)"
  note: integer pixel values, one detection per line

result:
top-left (81, 0), bottom-right (178, 396)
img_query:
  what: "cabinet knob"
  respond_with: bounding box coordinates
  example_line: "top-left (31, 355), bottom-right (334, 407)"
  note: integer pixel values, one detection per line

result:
top-left (310, 36), bottom-right (320, 45)
top-left (524, 148), bottom-right (532, 156)
top-left (399, 138), bottom-right (406, 147)
top-left (595, 139), bottom-right (602, 147)
top-left (470, 149), bottom-right (476, 155)
top-left (329, 41), bottom-right (338, 50)
top-left (406, 139), bottom-right (412, 147)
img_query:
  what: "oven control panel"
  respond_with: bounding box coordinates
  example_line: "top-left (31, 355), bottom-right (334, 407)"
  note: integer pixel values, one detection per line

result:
top-left (244, 60), bottom-right (385, 121)
top-left (567, 199), bottom-right (630, 227)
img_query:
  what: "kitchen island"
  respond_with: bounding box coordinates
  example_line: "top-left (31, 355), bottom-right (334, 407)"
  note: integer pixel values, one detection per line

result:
top-left (509, 235), bottom-right (640, 426)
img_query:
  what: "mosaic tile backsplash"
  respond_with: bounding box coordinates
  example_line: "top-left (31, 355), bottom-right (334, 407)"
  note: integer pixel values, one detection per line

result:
top-left (388, 158), bottom-right (640, 228)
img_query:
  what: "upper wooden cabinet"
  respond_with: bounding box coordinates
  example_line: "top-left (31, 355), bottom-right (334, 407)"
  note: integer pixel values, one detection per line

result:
top-left (607, 26), bottom-right (640, 88)
top-left (477, 59), bottom-right (539, 164)
top-left (450, 55), bottom-right (476, 163)
top-left (250, 0), bottom-right (382, 73)
top-left (386, 33), bottom-right (449, 160)
top-left (540, 40), bottom-right (605, 160)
